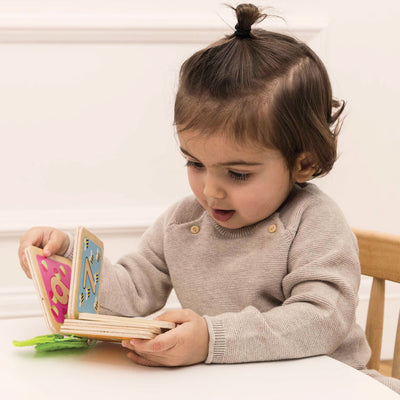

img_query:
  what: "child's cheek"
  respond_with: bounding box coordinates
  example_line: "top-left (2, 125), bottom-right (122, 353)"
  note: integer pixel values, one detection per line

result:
top-left (188, 172), bottom-right (204, 202)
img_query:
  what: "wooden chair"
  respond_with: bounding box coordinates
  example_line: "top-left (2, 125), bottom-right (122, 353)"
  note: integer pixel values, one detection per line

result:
top-left (353, 228), bottom-right (400, 378)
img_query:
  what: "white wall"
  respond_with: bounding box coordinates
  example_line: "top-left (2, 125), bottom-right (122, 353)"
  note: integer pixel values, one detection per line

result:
top-left (0, 1), bottom-right (399, 358)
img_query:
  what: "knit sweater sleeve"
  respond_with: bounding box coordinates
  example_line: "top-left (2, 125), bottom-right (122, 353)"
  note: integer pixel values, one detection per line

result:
top-left (204, 197), bottom-right (361, 364)
top-left (97, 205), bottom-right (176, 317)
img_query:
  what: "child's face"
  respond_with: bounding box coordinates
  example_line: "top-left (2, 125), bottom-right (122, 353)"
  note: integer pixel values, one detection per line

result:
top-left (178, 131), bottom-right (293, 229)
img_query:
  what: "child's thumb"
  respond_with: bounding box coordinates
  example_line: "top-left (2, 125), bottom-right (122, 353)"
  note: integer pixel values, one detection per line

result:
top-left (43, 243), bottom-right (56, 257)
top-left (44, 231), bottom-right (69, 257)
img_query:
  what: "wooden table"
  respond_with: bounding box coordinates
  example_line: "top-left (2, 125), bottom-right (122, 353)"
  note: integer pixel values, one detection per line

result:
top-left (1, 316), bottom-right (399, 399)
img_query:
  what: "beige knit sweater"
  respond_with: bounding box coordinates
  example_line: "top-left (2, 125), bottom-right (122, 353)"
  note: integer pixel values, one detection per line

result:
top-left (97, 183), bottom-right (369, 364)
top-left (74, 183), bottom-right (399, 392)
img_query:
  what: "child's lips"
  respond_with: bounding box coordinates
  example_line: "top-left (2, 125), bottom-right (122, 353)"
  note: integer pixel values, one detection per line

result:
top-left (211, 209), bottom-right (235, 222)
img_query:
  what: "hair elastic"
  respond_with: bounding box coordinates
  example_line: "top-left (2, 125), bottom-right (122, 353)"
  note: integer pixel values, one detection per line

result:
top-left (234, 23), bottom-right (251, 38)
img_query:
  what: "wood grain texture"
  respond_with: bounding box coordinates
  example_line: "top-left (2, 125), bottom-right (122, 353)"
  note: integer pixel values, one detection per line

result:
top-left (353, 228), bottom-right (400, 378)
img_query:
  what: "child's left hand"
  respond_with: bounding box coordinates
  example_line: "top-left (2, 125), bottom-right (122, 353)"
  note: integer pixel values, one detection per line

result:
top-left (121, 309), bottom-right (209, 367)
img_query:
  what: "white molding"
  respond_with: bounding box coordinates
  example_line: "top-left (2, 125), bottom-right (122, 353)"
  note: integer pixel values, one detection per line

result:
top-left (0, 15), bottom-right (325, 43)
top-left (0, 287), bottom-right (41, 319)
top-left (0, 206), bottom-right (166, 238)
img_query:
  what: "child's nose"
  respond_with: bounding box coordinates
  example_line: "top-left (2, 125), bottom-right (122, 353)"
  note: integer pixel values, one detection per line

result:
top-left (203, 176), bottom-right (225, 199)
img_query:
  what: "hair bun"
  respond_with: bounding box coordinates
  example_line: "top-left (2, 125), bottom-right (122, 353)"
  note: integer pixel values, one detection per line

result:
top-left (233, 3), bottom-right (267, 38)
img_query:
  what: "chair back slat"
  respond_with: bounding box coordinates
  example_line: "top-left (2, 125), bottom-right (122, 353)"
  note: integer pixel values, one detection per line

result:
top-left (353, 228), bottom-right (400, 378)
top-left (392, 315), bottom-right (400, 379)
top-left (353, 228), bottom-right (400, 282)
top-left (365, 278), bottom-right (385, 370)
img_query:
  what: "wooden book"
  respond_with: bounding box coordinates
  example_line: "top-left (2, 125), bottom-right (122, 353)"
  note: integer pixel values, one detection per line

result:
top-left (26, 227), bottom-right (175, 341)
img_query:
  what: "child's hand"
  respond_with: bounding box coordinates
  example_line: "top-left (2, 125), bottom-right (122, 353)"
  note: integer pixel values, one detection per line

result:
top-left (18, 227), bottom-right (70, 279)
top-left (121, 309), bottom-right (209, 367)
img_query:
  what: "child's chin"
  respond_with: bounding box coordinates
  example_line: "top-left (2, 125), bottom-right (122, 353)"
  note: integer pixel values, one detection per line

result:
top-left (214, 217), bottom-right (246, 230)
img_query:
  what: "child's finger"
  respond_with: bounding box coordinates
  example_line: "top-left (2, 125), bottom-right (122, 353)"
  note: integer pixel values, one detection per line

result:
top-left (20, 253), bottom-right (32, 279)
top-left (121, 339), bottom-right (135, 351)
top-left (126, 350), bottom-right (162, 367)
top-left (130, 329), bottom-right (178, 353)
top-left (18, 236), bottom-right (38, 278)
top-left (43, 230), bottom-right (68, 257)
top-left (156, 308), bottom-right (197, 324)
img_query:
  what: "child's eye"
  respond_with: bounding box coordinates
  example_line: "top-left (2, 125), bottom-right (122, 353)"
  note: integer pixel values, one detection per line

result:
top-left (185, 160), bottom-right (204, 169)
top-left (228, 170), bottom-right (250, 182)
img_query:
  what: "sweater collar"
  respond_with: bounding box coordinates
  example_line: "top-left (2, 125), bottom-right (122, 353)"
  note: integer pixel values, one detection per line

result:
top-left (206, 213), bottom-right (269, 239)
top-left (203, 184), bottom-right (302, 238)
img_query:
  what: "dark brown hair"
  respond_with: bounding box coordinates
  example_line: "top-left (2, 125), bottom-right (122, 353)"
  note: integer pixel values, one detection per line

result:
top-left (174, 3), bottom-right (345, 177)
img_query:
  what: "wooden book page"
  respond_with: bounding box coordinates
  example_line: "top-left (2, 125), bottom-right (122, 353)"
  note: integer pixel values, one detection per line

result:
top-left (68, 227), bottom-right (104, 319)
top-left (25, 246), bottom-right (72, 332)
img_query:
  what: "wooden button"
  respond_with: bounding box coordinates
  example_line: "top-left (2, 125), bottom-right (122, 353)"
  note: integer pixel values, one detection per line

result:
top-left (268, 224), bottom-right (277, 233)
top-left (190, 225), bottom-right (200, 234)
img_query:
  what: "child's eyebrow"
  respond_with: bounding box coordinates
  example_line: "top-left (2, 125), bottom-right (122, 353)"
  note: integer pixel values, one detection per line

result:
top-left (179, 147), bottom-right (263, 167)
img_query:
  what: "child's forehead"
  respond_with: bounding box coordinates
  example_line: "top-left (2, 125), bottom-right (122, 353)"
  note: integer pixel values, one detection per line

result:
top-left (178, 129), bottom-right (254, 151)
top-left (177, 130), bottom-right (282, 163)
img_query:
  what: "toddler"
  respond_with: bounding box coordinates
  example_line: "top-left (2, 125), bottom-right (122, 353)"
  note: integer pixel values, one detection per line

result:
top-left (18, 4), bottom-right (400, 393)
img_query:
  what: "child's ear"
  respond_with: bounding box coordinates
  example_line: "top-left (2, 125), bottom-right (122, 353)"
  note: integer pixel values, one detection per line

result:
top-left (292, 153), bottom-right (316, 183)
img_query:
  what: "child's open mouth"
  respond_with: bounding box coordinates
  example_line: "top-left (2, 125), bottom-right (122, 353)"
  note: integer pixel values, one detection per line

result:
top-left (211, 209), bottom-right (235, 222)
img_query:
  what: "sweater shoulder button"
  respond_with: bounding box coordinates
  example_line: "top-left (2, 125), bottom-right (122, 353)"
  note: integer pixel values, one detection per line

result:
top-left (268, 224), bottom-right (277, 233)
top-left (190, 225), bottom-right (200, 234)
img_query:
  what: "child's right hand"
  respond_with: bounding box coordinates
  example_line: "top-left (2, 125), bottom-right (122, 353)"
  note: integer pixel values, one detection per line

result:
top-left (18, 227), bottom-right (70, 279)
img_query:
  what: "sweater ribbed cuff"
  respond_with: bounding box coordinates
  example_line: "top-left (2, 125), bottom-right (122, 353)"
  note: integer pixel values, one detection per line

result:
top-left (204, 316), bottom-right (226, 364)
